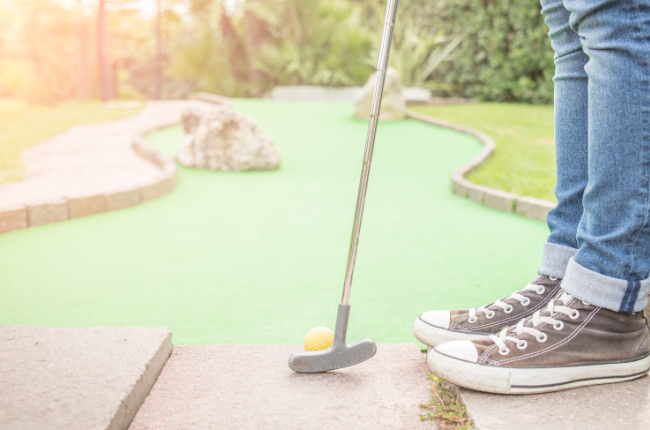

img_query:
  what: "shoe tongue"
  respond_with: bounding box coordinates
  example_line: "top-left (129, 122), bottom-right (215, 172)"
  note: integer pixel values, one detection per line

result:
top-left (556, 291), bottom-right (573, 306)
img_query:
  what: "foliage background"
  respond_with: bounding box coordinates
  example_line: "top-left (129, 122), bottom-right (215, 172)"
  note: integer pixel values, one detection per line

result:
top-left (0, 0), bottom-right (556, 104)
top-left (430, 0), bottom-right (555, 104)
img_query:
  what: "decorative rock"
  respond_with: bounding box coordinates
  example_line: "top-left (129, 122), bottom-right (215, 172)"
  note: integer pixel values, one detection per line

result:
top-left (354, 67), bottom-right (406, 121)
top-left (177, 102), bottom-right (281, 171)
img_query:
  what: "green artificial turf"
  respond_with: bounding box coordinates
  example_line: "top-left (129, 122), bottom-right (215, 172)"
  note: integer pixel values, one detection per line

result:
top-left (0, 99), bottom-right (548, 346)
top-left (410, 103), bottom-right (556, 202)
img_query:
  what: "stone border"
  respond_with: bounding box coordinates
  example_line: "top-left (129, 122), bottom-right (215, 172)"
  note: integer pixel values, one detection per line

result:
top-left (0, 133), bottom-right (177, 235)
top-left (406, 109), bottom-right (556, 222)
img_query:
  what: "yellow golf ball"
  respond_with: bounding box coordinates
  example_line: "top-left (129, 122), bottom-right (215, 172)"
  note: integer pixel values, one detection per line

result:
top-left (303, 327), bottom-right (334, 351)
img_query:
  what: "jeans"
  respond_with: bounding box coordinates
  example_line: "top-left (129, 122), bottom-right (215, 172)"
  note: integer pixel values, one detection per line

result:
top-left (537, 0), bottom-right (650, 312)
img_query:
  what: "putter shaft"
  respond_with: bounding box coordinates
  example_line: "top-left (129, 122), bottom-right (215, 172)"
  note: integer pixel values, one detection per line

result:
top-left (288, 0), bottom-right (399, 373)
top-left (342, 0), bottom-right (399, 305)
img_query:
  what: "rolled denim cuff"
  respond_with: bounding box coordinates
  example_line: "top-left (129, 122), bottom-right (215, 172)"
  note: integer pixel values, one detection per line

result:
top-left (538, 242), bottom-right (577, 279)
top-left (562, 258), bottom-right (650, 313)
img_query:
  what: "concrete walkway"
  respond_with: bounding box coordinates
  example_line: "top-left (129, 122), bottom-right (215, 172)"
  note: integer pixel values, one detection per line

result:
top-left (129, 344), bottom-right (436, 430)
top-left (461, 377), bottom-right (650, 430)
top-left (0, 101), bottom-right (185, 209)
top-left (0, 326), bottom-right (172, 430)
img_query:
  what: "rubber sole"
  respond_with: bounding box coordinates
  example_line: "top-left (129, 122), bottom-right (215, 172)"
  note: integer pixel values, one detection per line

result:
top-left (413, 316), bottom-right (490, 348)
top-left (428, 349), bottom-right (650, 394)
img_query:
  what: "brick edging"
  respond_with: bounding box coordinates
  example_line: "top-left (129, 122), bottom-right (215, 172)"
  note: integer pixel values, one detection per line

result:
top-left (0, 128), bottom-right (178, 235)
top-left (405, 109), bottom-right (556, 222)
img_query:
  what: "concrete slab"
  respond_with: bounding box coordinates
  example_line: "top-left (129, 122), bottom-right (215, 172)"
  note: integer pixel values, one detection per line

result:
top-left (0, 326), bottom-right (172, 430)
top-left (460, 375), bottom-right (650, 430)
top-left (129, 343), bottom-right (437, 430)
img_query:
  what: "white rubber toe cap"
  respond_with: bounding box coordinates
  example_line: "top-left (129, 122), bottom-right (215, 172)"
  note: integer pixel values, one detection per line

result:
top-left (418, 310), bottom-right (451, 329)
top-left (434, 340), bottom-right (479, 363)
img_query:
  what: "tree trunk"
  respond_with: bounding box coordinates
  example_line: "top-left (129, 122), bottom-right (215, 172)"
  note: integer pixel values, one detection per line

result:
top-left (77, 16), bottom-right (92, 100)
top-left (97, 0), bottom-right (113, 101)
top-left (220, 4), bottom-right (248, 84)
top-left (243, 8), bottom-right (270, 96)
top-left (155, 0), bottom-right (162, 99)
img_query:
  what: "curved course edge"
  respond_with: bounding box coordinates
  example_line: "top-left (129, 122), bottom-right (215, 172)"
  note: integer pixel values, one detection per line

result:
top-left (406, 109), bottom-right (556, 222)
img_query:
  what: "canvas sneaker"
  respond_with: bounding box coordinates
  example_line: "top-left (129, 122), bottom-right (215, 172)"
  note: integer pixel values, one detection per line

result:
top-left (413, 275), bottom-right (562, 348)
top-left (428, 290), bottom-right (650, 394)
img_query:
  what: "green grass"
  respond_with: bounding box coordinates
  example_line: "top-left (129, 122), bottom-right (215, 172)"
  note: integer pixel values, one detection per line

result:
top-left (410, 103), bottom-right (556, 202)
top-left (0, 98), bottom-right (143, 184)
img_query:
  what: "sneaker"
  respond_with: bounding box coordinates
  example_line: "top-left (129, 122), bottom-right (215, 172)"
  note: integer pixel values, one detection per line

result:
top-left (428, 290), bottom-right (650, 394)
top-left (413, 275), bottom-right (562, 348)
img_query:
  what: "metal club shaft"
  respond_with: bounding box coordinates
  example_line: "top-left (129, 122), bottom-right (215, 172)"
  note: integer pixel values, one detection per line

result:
top-left (341, 0), bottom-right (399, 306)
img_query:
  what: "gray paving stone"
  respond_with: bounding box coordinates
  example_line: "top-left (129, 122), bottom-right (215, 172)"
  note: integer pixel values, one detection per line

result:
top-left (515, 196), bottom-right (556, 222)
top-left (451, 176), bottom-right (469, 198)
top-left (129, 343), bottom-right (437, 430)
top-left (141, 181), bottom-right (167, 202)
top-left (27, 199), bottom-right (68, 226)
top-left (105, 189), bottom-right (143, 211)
top-left (460, 375), bottom-right (650, 430)
top-left (0, 326), bottom-right (172, 430)
top-left (467, 185), bottom-right (487, 205)
top-left (0, 205), bottom-right (27, 233)
top-left (483, 189), bottom-right (517, 213)
top-left (67, 194), bottom-right (107, 218)
top-left (158, 174), bottom-right (176, 195)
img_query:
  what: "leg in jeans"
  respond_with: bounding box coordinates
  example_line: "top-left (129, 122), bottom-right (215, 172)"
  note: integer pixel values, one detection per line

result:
top-left (422, 0), bottom-right (650, 394)
top-left (559, 0), bottom-right (650, 313)
top-left (538, 0), bottom-right (588, 280)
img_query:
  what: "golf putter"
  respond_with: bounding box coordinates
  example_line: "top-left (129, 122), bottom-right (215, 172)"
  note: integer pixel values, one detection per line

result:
top-left (289, 0), bottom-right (400, 373)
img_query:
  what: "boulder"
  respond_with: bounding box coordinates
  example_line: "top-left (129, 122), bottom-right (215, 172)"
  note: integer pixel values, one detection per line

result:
top-left (354, 67), bottom-right (406, 121)
top-left (177, 102), bottom-right (281, 171)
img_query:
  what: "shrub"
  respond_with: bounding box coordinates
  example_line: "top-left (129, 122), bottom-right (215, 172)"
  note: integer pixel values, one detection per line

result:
top-left (0, 59), bottom-right (34, 97)
top-left (428, 0), bottom-right (555, 104)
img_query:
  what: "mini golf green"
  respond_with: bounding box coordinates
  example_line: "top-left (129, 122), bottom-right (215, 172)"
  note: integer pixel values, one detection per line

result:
top-left (0, 99), bottom-right (548, 346)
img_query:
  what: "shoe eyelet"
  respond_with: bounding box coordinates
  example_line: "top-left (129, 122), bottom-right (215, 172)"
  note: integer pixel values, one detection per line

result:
top-left (498, 347), bottom-right (511, 356)
top-left (522, 298), bottom-right (531, 306)
top-left (468, 316), bottom-right (478, 323)
top-left (536, 333), bottom-right (548, 343)
top-left (516, 340), bottom-right (528, 350)
top-left (549, 276), bottom-right (559, 281)
top-left (570, 310), bottom-right (580, 320)
top-left (553, 321), bottom-right (564, 330)
top-left (485, 310), bottom-right (495, 319)
top-left (504, 305), bottom-right (514, 314)
top-left (581, 301), bottom-right (590, 306)
top-left (536, 286), bottom-right (546, 295)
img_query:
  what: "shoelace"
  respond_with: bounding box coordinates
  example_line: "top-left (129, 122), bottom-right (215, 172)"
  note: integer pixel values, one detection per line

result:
top-left (467, 278), bottom-right (556, 323)
top-left (488, 292), bottom-right (581, 355)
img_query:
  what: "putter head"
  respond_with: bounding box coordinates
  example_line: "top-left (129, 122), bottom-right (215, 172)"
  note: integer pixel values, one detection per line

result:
top-left (288, 338), bottom-right (377, 373)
